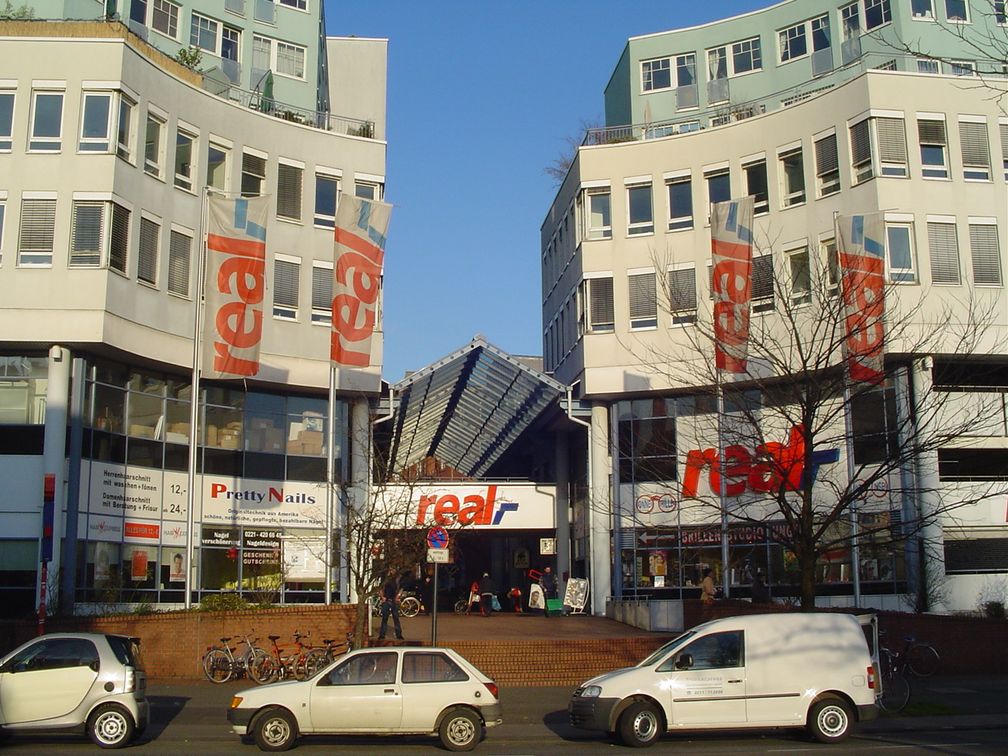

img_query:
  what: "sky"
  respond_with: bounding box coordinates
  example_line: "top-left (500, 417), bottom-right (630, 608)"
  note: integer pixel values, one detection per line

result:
top-left (323, 1), bottom-right (769, 382)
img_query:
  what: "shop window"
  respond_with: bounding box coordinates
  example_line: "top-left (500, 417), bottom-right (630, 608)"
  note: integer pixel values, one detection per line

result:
top-left (858, 510), bottom-right (905, 587)
top-left (0, 539), bottom-right (39, 612)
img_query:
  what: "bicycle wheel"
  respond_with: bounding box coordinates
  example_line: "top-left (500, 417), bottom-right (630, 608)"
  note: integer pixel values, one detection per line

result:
top-left (298, 648), bottom-right (330, 679)
top-left (239, 647), bottom-right (269, 679)
top-left (400, 596), bottom-right (421, 618)
top-left (906, 644), bottom-right (940, 678)
top-left (202, 648), bottom-right (233, 684)
top-left (249, 654), bottom-right (279, 684)
top-left (454, 598), bottom-right (468, 614)
top-left (878, 671), bottom-right (910, 714)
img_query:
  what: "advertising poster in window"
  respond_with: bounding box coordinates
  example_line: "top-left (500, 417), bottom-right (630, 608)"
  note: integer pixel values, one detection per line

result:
top-left (167, 549), bottom-right (186, 582)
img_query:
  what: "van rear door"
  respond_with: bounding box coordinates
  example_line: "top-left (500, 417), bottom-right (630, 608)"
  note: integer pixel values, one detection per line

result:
top-left (858, 614), bottom-right (881, 698)
top-left (659, 630), bottom-right (746, 727)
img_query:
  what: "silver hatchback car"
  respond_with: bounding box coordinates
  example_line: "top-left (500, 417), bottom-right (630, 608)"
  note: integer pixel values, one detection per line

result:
top-left (0, 632), bottom-right (149, 748)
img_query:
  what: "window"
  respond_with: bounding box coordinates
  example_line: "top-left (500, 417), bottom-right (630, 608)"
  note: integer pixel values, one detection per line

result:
top-left (278, 0), bottom-right (308, 9)
top-left (668, 266), bottom-right (697, 324)
top-left (642, 57), bottom-right (672, 92)
top-left (174, 129), bottom-right (195, 191)
top-left (241, 152), bottom-right (267, 197)
top-left (581, 276), bottom-right (614, 333)
top-left (222, 26), bottom-right (240, 64)
top-left (626, 183), bottom-right (654, 236)
top-left (629, 272), bottom-right (658, 329)
top-left (917, 58), bottom-right (940, 74)
top-left (786, 246), bottom-right (811, 305)
top-left (18, 198), bottom-right (56, 266)
top-left (207, 143), bottom-right (228, 191)
top-left (666, 175), bottom-right (693, 231)
top-left (743, 159), bottom-right (769, 215)
top-left (1001, 122), bottom-right (1008, 180)
top-left (959, 120), bottom-right (991, 180)
top-left (116, 94), bottom-right (135, 161)
top-left (658, 631), bottom-right (743, 672)
top-left (151, 0), bottom-right (180, 39)
top-left (190, 13), bottom-right (219, 52)
top-left (402, 652), bottom-right (468, 684)
top-left (927, 220), bottom-right (960, 284)
top-left (779, 148), bottom-right (806, 206)
top-left (675, 54), bottom-right (698, 108)
top-left (0, 90), bottom-right (13, 150)
top-left (851, 383), bottom-right (898, 464)
top-left (584, 189), bottom-right (611, 239)
top-left (918, 118), bottom-right (948, 178)
top-left (949, 60), bottom-right (975, 76)
top-left (311, 262), bottom-right (333, 324)
top-left (253, 35), bottom-right (272, 77)
top-left (167, 229), bottom-right (192, 296)
top-left (80, 92), bottom-right (112, 152)
top-left (314, 172), bottom-right (340, 228)
top-left (886, 222), bottom-right (916, 282)
top-left (277, 163), bottom-right (303, 221)
top-left (911, 0), bottom-right (934, 17)
top-left (109, 203), bottom-right (130, 274)
top-left (30, 91), bottom-right (63, 151)
top-left (273, 256), bottom-right (300, 319)
top-left (945, 0), bottom-right (968, 21)
top-left (732, 36), bottom-right (762, 74)
top-left (779, 22), bottom-right (807, 62)
top-left (705, 168), bottom-right (731, 218)
top-left (822, 236), bottom-right (841, 297)
top-left (707, 47), bottom-right (729, 102)
top-left (969, 222), bottom-right (1002, 285)
top-left (876, 117), bottom-right (908, 177)
top-left (752, 254), bottom-right (774, 312)
top-left (841, 2), bottom-right (860, 37)
top-left (815, 133), bottom-right (840, 195)
top-left (355, 181), bottom-right (381, 200)
top-left (850, 119), bottom-right (873, 183)
top-left (277, 42), bottom-right (307, 80)
top-left (69, 200), bottom-right (104, 267)
top-left (0, 199), bottom-right (5, 262)
top-left (864, 0), bottom-right (892, 29)
top-left (144, 114), bottom-right (164, 177)
top-left (997, 0), bottom-right (1007, 24)
top-left (138, 216), bottom-right (160, 285)
top-left (325, 652), bottom-right (398, 687)
top-left (811, 14), bottom-right (831, 51)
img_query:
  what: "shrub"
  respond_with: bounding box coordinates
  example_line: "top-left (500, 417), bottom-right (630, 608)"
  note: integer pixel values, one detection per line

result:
top-left (200, 593), bottom-right (249, 612)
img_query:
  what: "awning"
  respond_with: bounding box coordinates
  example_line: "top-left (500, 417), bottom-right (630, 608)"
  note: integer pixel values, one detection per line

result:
top-left (387, 337), bottom-right (569, 478)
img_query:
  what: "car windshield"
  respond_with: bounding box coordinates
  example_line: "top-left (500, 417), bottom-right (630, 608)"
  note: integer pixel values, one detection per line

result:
top-left (637, 631), bottom-right (695, 667)
top-left (106, 635), bottom-right (143, 669)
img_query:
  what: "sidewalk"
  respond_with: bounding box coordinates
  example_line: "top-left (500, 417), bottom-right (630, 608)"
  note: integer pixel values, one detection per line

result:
top-left (861, 674), bottom-right (1008, 733)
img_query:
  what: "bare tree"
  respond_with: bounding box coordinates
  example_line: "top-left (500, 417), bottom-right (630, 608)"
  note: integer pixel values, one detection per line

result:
top-left (545, 117), bottom-right (604, 186)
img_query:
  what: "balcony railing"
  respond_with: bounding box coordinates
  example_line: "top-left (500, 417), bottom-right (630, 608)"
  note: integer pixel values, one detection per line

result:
top-left (212, 82), bottom-right (375, 138)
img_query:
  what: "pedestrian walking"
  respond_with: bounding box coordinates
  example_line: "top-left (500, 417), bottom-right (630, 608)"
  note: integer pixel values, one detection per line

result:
top-left (540, 565), bottom-right (558, 617)
top-left (479, 572), bottom-right (497, 616)
top-left (378, 573), bottom-right (404, 640)
top-left (750, 570), bottom-right (770, 604)
top-left (700, 568), bottom-right (717, 604)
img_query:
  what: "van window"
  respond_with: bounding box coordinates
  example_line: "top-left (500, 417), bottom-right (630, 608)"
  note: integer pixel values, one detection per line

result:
top-left (658, 630), bottom-right (744, 671)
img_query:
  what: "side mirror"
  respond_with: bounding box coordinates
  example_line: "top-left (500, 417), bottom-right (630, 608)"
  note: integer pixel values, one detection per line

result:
top-left (675, 653), bottom-right (693, 670)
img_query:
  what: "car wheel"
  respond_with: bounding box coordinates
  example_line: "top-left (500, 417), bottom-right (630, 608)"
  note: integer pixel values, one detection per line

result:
top-left (618, 700), bottom-right (662, 748)
top-left (807, 697), bottom-right (854, 743)
top-left (87, 703), bottom-right (135, 749)
top-left (438, 707), bottom-right (481, 752)
top-left (253, 707), bottom-right (298, 752)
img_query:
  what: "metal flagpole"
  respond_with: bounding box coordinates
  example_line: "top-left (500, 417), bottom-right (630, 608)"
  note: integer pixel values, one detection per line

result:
top-left (183, 187), bottom-right (210, 609)
top-left (324, 364), bottom-right (335, 605)
top-left (717, 371), bottom-right (730, 598)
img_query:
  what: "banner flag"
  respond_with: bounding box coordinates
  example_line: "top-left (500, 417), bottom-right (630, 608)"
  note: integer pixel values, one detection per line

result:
top-left (203, 195), bottom-right (269, 379)
top-left (331, 195), bottom-right (392, 367)
top-left (836, 213), bottom-right (886, 385)
top-left (711, 197), bottom-right (755, 373)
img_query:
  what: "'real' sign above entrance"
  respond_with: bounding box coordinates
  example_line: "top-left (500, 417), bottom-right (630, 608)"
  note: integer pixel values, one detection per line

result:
top-left (377, 483), bottom-right (557, 530)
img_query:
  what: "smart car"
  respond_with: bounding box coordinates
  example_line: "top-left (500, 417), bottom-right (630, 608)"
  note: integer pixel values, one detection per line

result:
top-left (0, 632), bottom-right (149, 748)
top-left (228, 646), bottom-right (502, 751)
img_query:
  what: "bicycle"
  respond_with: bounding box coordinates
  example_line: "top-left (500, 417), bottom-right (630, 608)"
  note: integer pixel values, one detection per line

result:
top-left (876, 645), bottom-right (911, 714)
top-left (399, 590), bottom-right (422, 618)
top-left (299, 632), bottom-right (356, 676)
top-left (249, 631), bottom-right (316, 684)
top-left (201, 633), bottom-right (267, 684)
top-left (892, 635), bottom-right (940, 678)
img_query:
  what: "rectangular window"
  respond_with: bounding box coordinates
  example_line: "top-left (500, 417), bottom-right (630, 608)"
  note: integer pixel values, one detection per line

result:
top-left (705, 168), bottom-right (731, 218)
top-left (949, 59), bottom-right (975, 76)
top-left (277, 163), bottom-right (303, 221)
top-left (0, 90), bottom-right (13, 150)
top-left (174, 129), bottom-right (195, 191)
top-left (116, 94), bottom-right (135, 162)
top-left (109, 203), bottom-right (130, 274)
top-left (841, 2), bottom-right (860, 37)
top-left (917, 58), bottom-right (940, 74)
top-left (876, 117), bottom-right (908, 177)
top-left (277, 41), bottom-right (306, 80)
top-left (241, 152), bottom-right (267, 197)
top-left (996, 0), bottom-right (1007, 24)
top-left (886, 222), bottom-right (916, 282)
top-left (918, 118), bottom-right (948, 178)
top-left (190, 13), bottom-right (219, 52)
top-left (707, 47), bottom-right (729, 102)
top-left (273, 257), bottom-right (300, 319)
top-left (253, 34), bottom-right (272, 77)
top-left (152, 0), bottom-right (180, 39)
top-left (732, 37), bottom-right (762, 74)
top-left (1001, 122), bottom-right (1008, 180)
top-left (221, 26), bottom-right (240, 63)
top-left (787, 246), bottom-right (811, 305)
top-left (751, 254), bottom-right (774, 312)
top-left (354, 181), bottom-right (380, 200)
top-left (912, 0), bottom-right (934, 17)
top-left (945, 0), bottom-right (968, 22)
top-left (675, 53), bottom-right (698, 108)
top-left (927, 220), bottom-right (960, 284)
top-left (815, 133), bottom-right (840, 195)
top-left (668, 266), bottom-right (697, 324)
top-left (69, 200), bottom-right (104, 267)
top-left (850, 119), bottom-right (873, 183)
top-left (822, 236), bottom-right (841, 297)
top-left (864, 0), bottom-right (892, 29)
top-left (779, 148), bottom-right (806, 206)
top-left (642, 57), bottom-right (672, 92)
top-left (18, 198), bottom-right (56, 266)
top-left (144, 114), bottom-right (164, 177)
top-left (811, 14), bottom-right (831, 51)
top-left (0, 200), bottom-right (5, 262)
top-left (583, 277), bottom-right (614, 333)
top-left (137, 216), bottom-right (160, 285)
top-left (167, 229), bottom-right (191, 296)
top-left (311, 262), bottom-right (333, 324)
top-left (585, 189), bottom-right (612, 239)
top-left (626, 183), bottom-right (654, 236)
top-left (207, 143), bottom-right (228, 191)
top-left (30, 91), bottom-right (63, 151)
top-left (80, 92), bottom-right (112, 152)
top-left (969, 222), bottom-right (1002, 285)
top-left (629, 272), bottom-right (658, 329)
top-left (666, 176), bottom-right (693, 231)
top-left (743, 159), bottom-right (769, 215)
top-left (779, 22), bottom-right (807, 62)
top-left (959, 120), bottom-right (991, 181)
top-left (314, 173), bottom-right (339, 228)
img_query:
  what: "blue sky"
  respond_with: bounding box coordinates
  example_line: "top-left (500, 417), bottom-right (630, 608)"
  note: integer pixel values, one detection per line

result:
top-left (324, 1), bottom-right (768, 382)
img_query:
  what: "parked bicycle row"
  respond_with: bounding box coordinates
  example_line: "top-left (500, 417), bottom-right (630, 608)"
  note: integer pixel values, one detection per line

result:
top-left (201, 631), bottom-right (355, 685)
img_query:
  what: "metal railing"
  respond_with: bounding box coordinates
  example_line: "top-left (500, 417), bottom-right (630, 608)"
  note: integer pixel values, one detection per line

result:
top-left (221, 83), bottom-right (375, 139)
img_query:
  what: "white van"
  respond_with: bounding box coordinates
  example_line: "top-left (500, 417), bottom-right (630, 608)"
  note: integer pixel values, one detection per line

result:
top-left (569, 613), bottom-right (879, 747)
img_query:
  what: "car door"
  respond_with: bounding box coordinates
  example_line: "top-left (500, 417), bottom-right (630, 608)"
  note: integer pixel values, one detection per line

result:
top-left (0, 638), bottom-right (100, 725)
top-left (661, 630), bottom-right (746, 727)
top-left (398, 651), bottom-right (474, 731)
top-left (308, 651), bottom-right (402, 732)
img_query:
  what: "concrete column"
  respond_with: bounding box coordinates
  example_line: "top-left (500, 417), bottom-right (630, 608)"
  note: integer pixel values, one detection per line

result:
top-left (911, 357), bottom-right (947, 613)
top-left (589, 403), bottom-right (612, 615)
top-left (37, 346), bottom-right (71, 613)
top-left (554, 431), bottom-right (571, 585)
top-left (346, 397), bottom-right (371, 603)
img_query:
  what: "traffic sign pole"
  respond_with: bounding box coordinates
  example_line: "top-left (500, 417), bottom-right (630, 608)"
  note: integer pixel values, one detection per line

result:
top-left (431, 561), bottom-right (438, 646)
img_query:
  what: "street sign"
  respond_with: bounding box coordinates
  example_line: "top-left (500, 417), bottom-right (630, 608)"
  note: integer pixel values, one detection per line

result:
top-left (427, 526), bottom-right (449, 549)
top-left (427, 547), bottom-right (450, 563)
top-left (540, 537), bottom-right (556, 555)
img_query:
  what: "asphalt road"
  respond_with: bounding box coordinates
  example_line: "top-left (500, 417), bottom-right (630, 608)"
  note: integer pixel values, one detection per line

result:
top-left (3, 676), bottom-right (1006, 754)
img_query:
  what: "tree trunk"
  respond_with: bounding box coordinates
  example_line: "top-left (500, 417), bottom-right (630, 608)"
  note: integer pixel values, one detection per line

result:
top-left (800, 551), bottom-right (817, 611)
